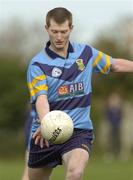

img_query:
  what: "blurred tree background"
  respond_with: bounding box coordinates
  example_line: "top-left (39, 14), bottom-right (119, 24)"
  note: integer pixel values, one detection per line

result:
top-left (91, 16), bottom-right (133, 126)
top-left (0, 15), bottom-right (133, 157)
top-left (0, 21), bottom-right (45, 156)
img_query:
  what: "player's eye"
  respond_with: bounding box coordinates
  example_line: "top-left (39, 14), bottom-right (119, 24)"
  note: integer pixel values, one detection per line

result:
top-left (61, 30), bottom-right (68, 34)
top-left (52, 30), bottom-right (58, 34)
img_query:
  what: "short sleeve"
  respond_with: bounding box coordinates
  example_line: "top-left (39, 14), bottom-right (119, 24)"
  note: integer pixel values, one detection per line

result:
top-left (92, 47), bottom-right (113, 74)
top-left (27, 63), bottom-right (48, 103)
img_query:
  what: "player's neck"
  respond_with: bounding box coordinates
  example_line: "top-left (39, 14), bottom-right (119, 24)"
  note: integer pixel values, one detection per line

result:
top-left (49, 43), bottom-right (69, 59)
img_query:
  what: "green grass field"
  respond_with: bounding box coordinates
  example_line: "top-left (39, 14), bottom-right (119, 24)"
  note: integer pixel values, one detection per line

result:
top-left (0, 157), bottom-right (132, 180)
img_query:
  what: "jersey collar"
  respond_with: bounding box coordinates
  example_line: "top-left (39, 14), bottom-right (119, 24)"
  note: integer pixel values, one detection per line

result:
top-left (45, 41), bottom-right (74, 59)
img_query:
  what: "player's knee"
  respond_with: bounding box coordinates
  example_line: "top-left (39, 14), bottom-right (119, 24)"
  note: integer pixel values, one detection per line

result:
top-left (28, 167), bottom-right (52, 180)
top-left (28, 171), bottom-right (36, 180)
top-left (28, 169), bottom-right (42, 180)
top-left (66, 166), bottom-right (83, 180)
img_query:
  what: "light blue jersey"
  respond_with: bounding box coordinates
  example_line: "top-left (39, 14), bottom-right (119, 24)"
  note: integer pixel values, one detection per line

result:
top-left (27, 41), bottom-right (113, 133)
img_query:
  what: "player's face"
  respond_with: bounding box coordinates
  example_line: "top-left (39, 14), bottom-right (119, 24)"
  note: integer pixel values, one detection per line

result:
top-left (45, 19), bottom-right (73, 51)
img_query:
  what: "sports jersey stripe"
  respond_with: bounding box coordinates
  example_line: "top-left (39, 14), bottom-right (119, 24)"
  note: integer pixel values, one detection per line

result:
top-left (28, 75), bottom-right (46, 89)
top-left (49, 93), bottom-right (91, 111)
top-left (30, 84), bottom-right (48, 97)
top-left (33, 45), bottom-right (92, 82)
top-left (92, 51), bottom-right (102, 67)
top-left (100, 55), bottom-right (111, 73)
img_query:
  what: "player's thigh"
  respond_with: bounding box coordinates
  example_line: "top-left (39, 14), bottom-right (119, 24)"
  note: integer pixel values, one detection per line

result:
top-left (62, 148), bottom-right (89, 171)
top-left (28, 167), bottom-right (53, 180)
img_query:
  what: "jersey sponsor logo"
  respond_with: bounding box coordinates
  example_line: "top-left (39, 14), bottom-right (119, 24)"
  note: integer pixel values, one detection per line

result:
top-left (52, 67), bottom-right (62, 77)
top-left (58, 82), bottom-right (84, 98)
top-left (76, 59), bottom-right (85, 71)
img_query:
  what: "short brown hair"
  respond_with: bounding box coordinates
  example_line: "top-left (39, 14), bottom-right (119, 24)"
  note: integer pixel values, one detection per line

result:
top-left (46, 7), bottom-right (72, 27)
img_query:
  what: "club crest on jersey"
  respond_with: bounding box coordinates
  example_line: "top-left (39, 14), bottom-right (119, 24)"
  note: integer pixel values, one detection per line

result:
top-left (52, 67), bottom-right (62, 77)
top-left (76, 59), bottom-right (85, 71)
top-left (58, 82), bottom-right (84, 98)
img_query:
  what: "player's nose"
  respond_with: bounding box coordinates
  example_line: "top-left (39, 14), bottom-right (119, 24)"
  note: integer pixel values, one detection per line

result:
top-left (57, 32), bottom-right (62, 40)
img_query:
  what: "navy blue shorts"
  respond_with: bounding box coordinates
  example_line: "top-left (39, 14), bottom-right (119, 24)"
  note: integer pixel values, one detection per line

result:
top-left (28, 128), bottom-right (94, 168)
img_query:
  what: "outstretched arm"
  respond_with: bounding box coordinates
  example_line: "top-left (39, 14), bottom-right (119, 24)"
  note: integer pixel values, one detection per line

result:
top-left (111, 58), bottom-right (133, 72)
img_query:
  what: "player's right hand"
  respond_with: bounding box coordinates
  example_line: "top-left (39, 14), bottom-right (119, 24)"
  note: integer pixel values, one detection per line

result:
top-left (32, 127), bottom-right (49, 148)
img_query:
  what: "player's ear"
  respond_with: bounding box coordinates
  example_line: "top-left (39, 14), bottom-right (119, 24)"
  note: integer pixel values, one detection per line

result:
top-left (71, 25), bottom-right (74, 30)
top-left (70, 25), bottom-right (73, 31)
top-left (45, 25), bottom-right (48, 30)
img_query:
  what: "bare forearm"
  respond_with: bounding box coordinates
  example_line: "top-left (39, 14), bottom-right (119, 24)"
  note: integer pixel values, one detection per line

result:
top-left (33, 94), bottom-right (49, 148)
top-left (111, 58), bottom-right (133, 72)
top-left (35, 94), bottom-right (50, 121)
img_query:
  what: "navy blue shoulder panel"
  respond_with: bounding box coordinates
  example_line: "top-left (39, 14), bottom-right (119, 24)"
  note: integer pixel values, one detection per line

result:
top-left (33, 45), bottom-right (92, 82)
